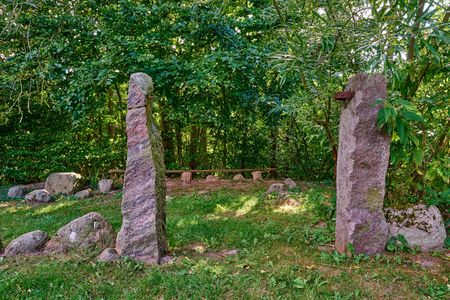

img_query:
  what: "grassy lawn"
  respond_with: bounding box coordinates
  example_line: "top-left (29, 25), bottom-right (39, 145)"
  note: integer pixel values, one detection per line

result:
top-left (0, 184), bottom-right (448, 299)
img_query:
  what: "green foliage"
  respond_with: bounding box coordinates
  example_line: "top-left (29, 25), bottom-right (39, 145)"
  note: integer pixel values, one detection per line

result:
top-left (0, 0), bottom-right (448, 212)
top-left (386, 234), bottom-right (411, 253)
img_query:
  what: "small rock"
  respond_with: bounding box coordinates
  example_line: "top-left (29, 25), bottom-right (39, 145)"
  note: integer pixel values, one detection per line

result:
top-left (25, 189), bottom-right (54, 204)
top-left (4, 230), bottom-right (49, 256)
top-left (417, 259), bottom-right (437, 268)
top-left (251, 171), bottom-right (262, 181)
top-left (284, 178), bottom-right (296, 189)
top-left (232, 174), bottom-right (245, 181)
top-left (265, 183), bottom-right (287, 195)
top-left (7, 186), bottom-right (27, 198)
top-left (205, 175), bottom-right (220, 183)
top-left (98, 248), bottom-right (121, 262)
top-left (385, 204), bottom-right (446, 252)
top-left (74, 189), bottom-right (92, 199)
top-left (206, 249), bottom-right (240, 260)
top-left (45, 212), bottom-right (115, 253)
top-left (160, 255), bottom-right (175, 265)
top-left (45, 172), bottom-right (82, 195)
top-left (181, 172), bottom-right (192, 183)
top-left (98, 179), bottom-right (113, 193)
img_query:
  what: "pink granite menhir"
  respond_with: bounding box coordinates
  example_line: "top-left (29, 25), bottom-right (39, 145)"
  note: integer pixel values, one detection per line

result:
top-left (116, 73), bottom-right (167, 264)
top-left (335, 73), bottom-right (390, 255)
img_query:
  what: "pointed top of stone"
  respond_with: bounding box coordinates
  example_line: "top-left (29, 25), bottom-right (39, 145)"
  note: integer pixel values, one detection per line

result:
top-left (128, 72), bottom-right (154, 109)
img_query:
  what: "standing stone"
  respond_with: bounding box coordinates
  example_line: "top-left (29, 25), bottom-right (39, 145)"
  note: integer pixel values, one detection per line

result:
top-left (98, 179), bottom-right (114, 193)
top-left (181, 172), bottom-right (192, 183)
top-left (335, 73), bottom-right (390, 255)
top-left (45, 172), bottom-right (82, 195)
top-left (252, 171), bottom-right (262, 181)
top-left (116, 73), bottom-right (167, 264)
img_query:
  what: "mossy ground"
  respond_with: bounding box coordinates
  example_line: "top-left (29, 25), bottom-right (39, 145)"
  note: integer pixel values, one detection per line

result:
top-left (0, 182), bottom-right (448, 299)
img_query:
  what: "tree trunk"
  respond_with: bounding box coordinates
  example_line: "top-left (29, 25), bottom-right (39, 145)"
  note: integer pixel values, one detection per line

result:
top-left (175, 123), bottom-right (183, 166)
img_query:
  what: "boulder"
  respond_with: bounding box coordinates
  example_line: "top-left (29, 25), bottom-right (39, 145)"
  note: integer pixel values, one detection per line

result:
top-left (265, 183), bottom-right (287, 196)
top-left (232, 174), bottom-right (245, 181)
top-left (98, 248), bottom-right (121, 262)
top-left (284, 178), bottom-right (296, 189)
top-left (4, 230), bottom-right (49, 256)
top-left (98, 179), bottom-right (113, 193)
top-left (25, 189), bottom-right (54, 204)
top-left (252, 171), bottom-right (262, 181)
top-left (7, 186), bottom-right (27, 198)
top-left (385, 205), bottom-right (446, 252)
top-left (205, 175), bottom-right (220, 183)
top-left (181, 172), bottom-right (192, 183)
top-left (45, 172), bottom-right (82, 195)
top-left (74, 189), bottom-right (92, 199)
top-left (46, 212), bottom-right (115, 253)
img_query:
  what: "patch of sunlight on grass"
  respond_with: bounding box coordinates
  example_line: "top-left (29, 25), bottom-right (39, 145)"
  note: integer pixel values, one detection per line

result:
top-left (272, 204), bottom-right (307, 214)
top-left (1, 203), bottom-right (32, 213)
top-left (272, 195), bottom-right (308, 215)
top-left (208, 195), bottom-right (258, 219)
top-left (235, 196), bottom-right (258, 217)
top-left (176, 218), bottom-right (199, 228)
top-left (214, 204), bottom-right (232, 214)
top-left (32, 201), bottom-right (78, 215)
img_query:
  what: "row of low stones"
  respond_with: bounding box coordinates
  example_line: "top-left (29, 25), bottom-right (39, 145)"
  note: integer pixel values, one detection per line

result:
top-left (182, 171), bottom-right (263, 183)
top-left (264, 179), bottom-right (446, 252)
top-left (7, 172), bottom-right (115, 204)
top-left (0, 212), bottom-right (116, 259)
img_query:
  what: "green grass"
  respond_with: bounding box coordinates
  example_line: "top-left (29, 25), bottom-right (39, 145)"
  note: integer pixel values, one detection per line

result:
top-left (0, 186), bottom-right (448, 299)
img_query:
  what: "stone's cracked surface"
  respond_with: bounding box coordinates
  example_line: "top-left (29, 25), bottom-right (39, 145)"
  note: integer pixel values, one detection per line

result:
top-left (116, 73), bottom-right (167, 264)
top-left (232, 174), bottom-right (245, 181)
top-left (265, 183), bottom-right (287, 196)
top-left (127, 72), bottom-right (153, 109)
top-left (385, 204), bottom-right (446, 252)
top-left (335, 73), bottom-right (390, 255)
top-left (284, 178), bottom-right (296, 189)
top-left (98, 179), bottom-right (113, 193)
top-left (25, 189), bottom-right (54, 204)
top-left (205, 175), bottom-right (220, 182)
top-left (252, 171), bottom-right (262, 181)
top-left (45, 212), bottom-right (115, 253)
top-left (181, 172), bottom-right (192, 183)
top-left (4, 230), bottom-right (49, 256)
top-left (98, 248), bottom-right (121, 262)
top-left (74, 189), bottom-right (92, 199)
top-left (45, 172), bottom-right (82, 195)
top-left (7, 186), bottom-right (27, 198)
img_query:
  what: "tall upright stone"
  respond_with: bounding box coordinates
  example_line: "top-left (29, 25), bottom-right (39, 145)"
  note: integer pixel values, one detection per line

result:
top-left (335, 73), bottom-right (390, 255)
top-left (116, 73), bottom-right (167, 263)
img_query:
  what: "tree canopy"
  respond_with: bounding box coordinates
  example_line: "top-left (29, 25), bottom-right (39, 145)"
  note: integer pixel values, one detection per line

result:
top-left (1, 0), bottom-right (448, 207)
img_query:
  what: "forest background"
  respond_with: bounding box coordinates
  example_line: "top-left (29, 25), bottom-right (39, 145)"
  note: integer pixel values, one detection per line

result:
top-left (0, 0), bottom-right (448, 210)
